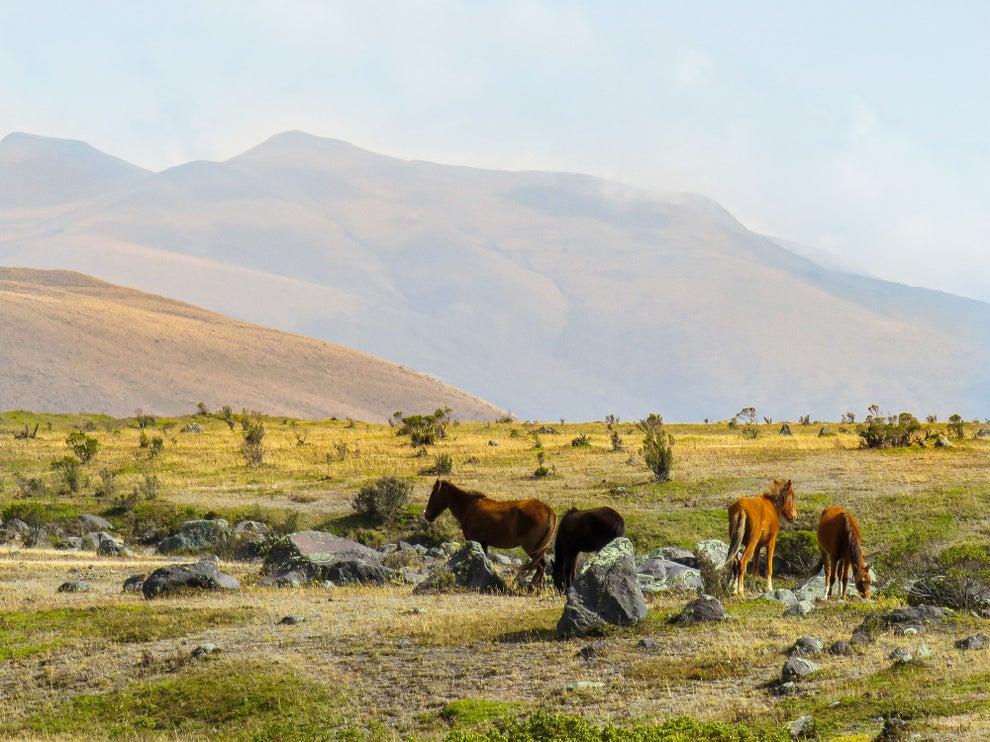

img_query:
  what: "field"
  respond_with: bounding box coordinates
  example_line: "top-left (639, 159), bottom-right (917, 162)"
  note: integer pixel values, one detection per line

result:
top-left (0, 411), bottom-right (988, 740)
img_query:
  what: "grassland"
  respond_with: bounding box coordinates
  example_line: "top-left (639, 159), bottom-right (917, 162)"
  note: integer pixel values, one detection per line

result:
top-left (0, 411), bottom-right (988, 740)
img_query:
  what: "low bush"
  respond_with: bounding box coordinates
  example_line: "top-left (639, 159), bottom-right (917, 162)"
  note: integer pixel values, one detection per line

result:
top-left (351, 476), bottom-right (412, 525)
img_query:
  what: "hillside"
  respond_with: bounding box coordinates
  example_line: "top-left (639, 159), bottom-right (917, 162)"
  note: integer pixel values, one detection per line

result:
top-left (1, 131), bottom-right (988, 421)
top-left (0, 268), bottom-right (504, 421)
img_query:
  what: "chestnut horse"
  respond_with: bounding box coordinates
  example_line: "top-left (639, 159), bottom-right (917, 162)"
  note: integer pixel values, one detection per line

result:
top-left (424, 479), bottom-right (557, 589)
top-left (719, 478), bottom-right (798, 596)
top-left (551, 506), bottom-right (626, 592)
top-left (816, 506), bottom-right (871, 599)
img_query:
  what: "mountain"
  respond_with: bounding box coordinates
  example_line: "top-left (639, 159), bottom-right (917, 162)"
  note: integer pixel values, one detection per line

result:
top-left (0, 267), bottom-right (504, 421)
top-left (1, 131), bottom-right (988, 421)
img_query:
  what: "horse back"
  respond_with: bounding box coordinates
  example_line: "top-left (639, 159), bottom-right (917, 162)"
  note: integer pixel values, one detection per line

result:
top-left (818, 506), bottom-right (862, 559)
top-left (556, 506), bottom-right (624, 553)
top-left (462, 496), bottom-right (555, 551)
top-left (729, 496), bottom-right (780, 542)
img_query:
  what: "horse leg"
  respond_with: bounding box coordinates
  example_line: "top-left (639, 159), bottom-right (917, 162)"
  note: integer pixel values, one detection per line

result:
top-left (565, 552), bottom-right (578, 591)
top-left (837, 559), bottom-right (850, 599)
top-left (764, 539), bottom-right (776, 594)
top-left (735, 539), bottom-right (758, 596)
top-left (823, 554), bottom-right (835, 600)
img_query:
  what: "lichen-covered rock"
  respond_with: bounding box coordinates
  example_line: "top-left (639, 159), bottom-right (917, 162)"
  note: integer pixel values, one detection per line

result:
top-left (672, 594), bottom-right (727, 625)
top-left (557, 538), bottom-right (647, 639)
top-left (157, 519), bottom-right (231, 555)
top-left (142, 556), bottom-right (240, 598)
top-left (260, 530), bottom-right (396, 587)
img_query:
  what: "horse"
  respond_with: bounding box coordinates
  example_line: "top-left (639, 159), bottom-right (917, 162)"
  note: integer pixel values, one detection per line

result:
top-left (423, 479), bottom-right (557, 589)
top-left (551, 506), bottom-right (626, 592)
top-left (718, 478), bottom-right (798, 596)
top-left (815, 506), bottom-right (871, 599)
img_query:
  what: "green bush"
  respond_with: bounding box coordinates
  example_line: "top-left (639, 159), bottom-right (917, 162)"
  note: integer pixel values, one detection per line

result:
top-left (858, 412), bottom-right (922, 449)
top-left (638, 413), bottom-right (674, 482)
top-left (242, 424), bottom-right (266, 465)
top-left (66, 430), bottom-right (99, 463)
top-left (395, 407), bottom-right (453, 446)
top-left (351, 476), bottom-right (412, 525)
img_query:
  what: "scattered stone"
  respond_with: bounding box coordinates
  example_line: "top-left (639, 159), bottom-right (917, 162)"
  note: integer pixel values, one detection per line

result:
top-left (181, 422), bottom-right (205, 434)
top-left (142, 557), bottom-right (240, 599)
top-left (889, 647), bottom-right (913, 664)
top-left (818, 426), bottom-right (835, 437)
top-left (672, 594), bottom-right (727, 625)
top-left (122, 574), bottom-right (146, 592)
top-left (57, 580), bottom-right (89, 593)
top-left (577, 641), bottom-right (607, 662)
top-left (774, 681), bottom-right (799, 696)
top-left (916, 644), bottom-right (933, 660)
top-left (783, 600), bottom-right (815, 617)
top-left (277, 615), bottom-right (305, 626)
top-left (829, 640), bottom-right (852, 656)
top-left (636, 557), bottom-right (704, 594)
top-left (639, 546), bottom-right (697, 568)
top-left (557, 538), bottom-right (647, 639)
top-left (78, 514), bottom-right (114, 532)
top-left (191, 643), bottom-right (221, 658)
top-left (96, 534), bottom-right (127, 556)
top-left (157, 518), bottom-right (231, 555)
top-left (487, 439), bottom-right (499, 446)
top-left (563, 681), bottom-right (605, 693)
top-left (955, 633), bottom-right (988, 650)
top-left (934, 435), bottom-right (953, 448)
top-left (637, 638), bottom-right (660, 650)
top-left (850, 605), bottom-right (950, 644)
top-left (55, 536), bottom-right (83, 551)
top-left (763, 588), bottom-right (798, 607)
top-left (789, 636), bottom-right (825, 657)
top-left (261, 530), bottom-right (397, 587)
top-left (781, 656), bottom-right (820, 681)
top-left (785, 715), bottom-right (814, 739)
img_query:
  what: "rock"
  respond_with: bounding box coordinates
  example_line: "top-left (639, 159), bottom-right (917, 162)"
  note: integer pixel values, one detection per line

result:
top-left (785, 715), bottom-right (813, 739)
top-left (181, 423), bottom-right (205, 434)
top-left (694, 539), bottom-right (729, 569)
top-left (672, 594), bottom-right (727, 625)
top-left (157, 519), bottom-right (231, 555)
top-left (851, 605), bottom-right (950, 643)
top-left (636, 557), bottom-right (704, 594)
top-left (955, 633), bottom-right (988, 650)
top-left (639, 546), bottom-right (697, 569)
top-left (908, 575), bottom-right (990, 614)
top-left (96, 534), bottom-right (127, 556)
top-left (783, 600), bottom-right (815, 617)
top-left (446, 542), bottom-right (508, 593)
top-left (122, 574), bottom-right (145, 592)
top-left (277, 615), bottom-right (305, 626)
top-left (260, 530), bottom-right (396, 587)
top-left (57, 580), bottom-right (89, 593)
top-left (763, 588), bottom-right (798, 606)
top-left (934, 435), bottom-right (953, 448)
top-left (789, 636), bottom-right (825, 656)
top-left (55, 536), bottom-right (83, 551)
top-left (638, 638), bottom-right (660, 650)
top-left (191, 643), bottom-right (221, 658)
top-left (556, 537), bottom-right (647, 639)
top-left (142, 557), bottom-right (240, 598)
top-left (577, 641), bottom-right (607, 661)
top-left (781, 656), bottom-right (820, 681)
top-left (779, 422), bottom-right (793, 436)
top-left (829, 640), bottom-right (852, 656)
top-left (78, 514), bottom-right (114, 532)
top-left (889, 647), bottom-right (913, 664)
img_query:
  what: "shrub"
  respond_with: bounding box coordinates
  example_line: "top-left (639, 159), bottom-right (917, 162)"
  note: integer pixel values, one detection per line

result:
top-left (858, 412), bottom-right (923, 449)
top-left (427, 453), bottom-right (453, 475)
top-left (15, 475), bottom-right (48, 498)
top-left (351, 476), bottom-right (411, 525)
top-left (51, 456), bottom-right (82, 494)
top-left (570, 433), bottom-right (591, 448)
top-left (242, 424), bottom-right (266, 465)
top-left (909, 543), bottom-right (990, 612)
top-left (638, 413), bottom-right (673, 482)
top-left (947, 414), bottom-right (966, 440)
top-left (772, 530), bottom-right (820, 577)
top-left (395, 407), bottom-right (453, 446)
top-left (66, 430), bottom-right (99, 463)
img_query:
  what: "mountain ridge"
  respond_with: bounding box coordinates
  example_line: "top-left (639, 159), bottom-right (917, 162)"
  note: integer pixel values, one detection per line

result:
top-left (1, 131), bottom-right (987, 421)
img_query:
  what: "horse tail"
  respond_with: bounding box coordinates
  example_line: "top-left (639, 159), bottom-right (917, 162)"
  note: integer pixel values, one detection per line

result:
top-left (717, 509), bottom-right (747, 571)
top-left (519, 507), bottom-right (558, 575)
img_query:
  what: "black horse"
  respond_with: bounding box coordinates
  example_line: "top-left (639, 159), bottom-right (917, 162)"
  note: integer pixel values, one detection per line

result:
top-left (552, 506), bottom-right (625, 591)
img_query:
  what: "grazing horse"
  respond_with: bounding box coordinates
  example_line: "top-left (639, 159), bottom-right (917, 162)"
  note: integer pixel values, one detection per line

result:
top-left (551, 506), bottom-right (626, 592)
top-left (816, 506), bottom-right (871, 599)
top-left (423, 479), bottom-right (557, 589)
top-left (719, 478), bottom-right (798, 596)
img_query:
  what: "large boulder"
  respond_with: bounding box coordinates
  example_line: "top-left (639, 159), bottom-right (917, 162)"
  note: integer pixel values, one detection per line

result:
top-left (260, 530), bottom-right (396, 587)
top-left (672, 594), bottom-right (727, 625)
top-left (157, 519), bottom-right (231, 555)
top-left (414, 541), bottom-right (508, 594)
top-left (556, 537), bottom-right (647, 639)
top-left (851, 604), bottom-right (950, 644)
top-left (142, 556), bottom-right (240, 599)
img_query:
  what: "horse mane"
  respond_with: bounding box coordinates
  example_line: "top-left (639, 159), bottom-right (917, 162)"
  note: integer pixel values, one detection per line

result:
top-left (844, 513), bottom-right (864, 568)
top-left (761, 478), bottom-right (791, 509)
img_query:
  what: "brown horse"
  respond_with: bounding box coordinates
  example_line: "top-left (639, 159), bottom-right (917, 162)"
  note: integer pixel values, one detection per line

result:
top-left (816, 506), bottom-right (871, 599)
top-left (424, 479), bottom-right (557, 589)
top-left (551, 506), bottom-right (625, 592)
top-left (719, 478), bottom-right (798, 596)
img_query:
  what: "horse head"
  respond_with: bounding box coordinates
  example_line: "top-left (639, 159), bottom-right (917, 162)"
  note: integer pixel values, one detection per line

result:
top-left (855, 563), bottom-right (872, 599)
top-left (423, 478), bottom-right (448, 522)
top-left (778, 479), bottom-right (798, 522)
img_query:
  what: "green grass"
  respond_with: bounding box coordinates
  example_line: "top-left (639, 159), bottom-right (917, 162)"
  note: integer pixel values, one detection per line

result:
top-left (12, 659), bottom-right (360, 741)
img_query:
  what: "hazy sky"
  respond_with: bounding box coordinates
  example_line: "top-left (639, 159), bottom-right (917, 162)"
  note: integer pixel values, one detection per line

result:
top-left (3, 2), bottom-right (988, 303)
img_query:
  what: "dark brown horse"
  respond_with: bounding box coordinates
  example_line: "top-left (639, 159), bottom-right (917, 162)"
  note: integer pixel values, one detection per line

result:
top-left (816, 506), bottom-right (871, 599)
top-left (424, 479), bottom-right (557, 589)
top-left (719, 478), bottom-right (798, 596)
top-left (551, 506), bottom-right (626, 592)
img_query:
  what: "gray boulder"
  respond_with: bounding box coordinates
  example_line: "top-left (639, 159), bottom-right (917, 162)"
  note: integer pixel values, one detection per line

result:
top-left (557, 537), bottom-right (647, 639)
top-left (96, 533), bottom-right (128, 556)
top-left (57, 580), bottom-right (89, 593)
top-left (783, 600), bottom-right (816, 617)
top-left (672, 594), bottom-right (727, 625)
top-left (782, 656), bottom-right (820, 681)
top-left (260, 530), bottom-right (396, 587)
top-left (954, 634), bottom-right (987, 650)
top-left (851, 604), bottom-right (950, 644)
top-left (636, 557), bottom-right (703, 594)
top-left (414, 541), bottom-right (508, 594)
top-left (142, 556), bottom-right (240, 598)
top-left (157, 519), bottom-right (231, 555)
top-left (78, 514), bottom-right (114, 532)
top-left (789, 636), bottom-right (825, 657)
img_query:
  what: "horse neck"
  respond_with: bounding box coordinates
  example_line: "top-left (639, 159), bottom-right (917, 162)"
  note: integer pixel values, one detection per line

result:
top-left (442, 485), bottom-right (480, 521)
top-left (844, 517), bottom-right (866, 570)
top-left (763, 487), bottom-right (788, 517)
